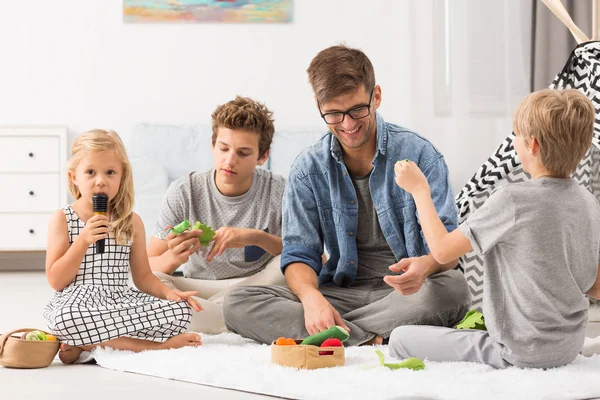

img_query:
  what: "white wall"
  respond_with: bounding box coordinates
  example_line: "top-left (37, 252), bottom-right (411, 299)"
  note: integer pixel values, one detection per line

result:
top-left (0, 1), bottom-right (412, 141)
top-left (0, 0), bottom-right (531, 192)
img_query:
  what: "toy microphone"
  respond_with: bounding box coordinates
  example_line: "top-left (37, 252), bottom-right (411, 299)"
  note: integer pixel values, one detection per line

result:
top-left (92, 194), bottom-right (109, 254)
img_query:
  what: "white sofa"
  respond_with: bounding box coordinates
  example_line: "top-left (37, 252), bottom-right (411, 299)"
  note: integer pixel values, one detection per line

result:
top-left (126, 123), bottom-right (324, 242)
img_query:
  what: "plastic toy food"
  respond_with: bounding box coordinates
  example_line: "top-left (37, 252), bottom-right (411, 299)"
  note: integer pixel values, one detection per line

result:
top-left (275, 337), bottom-right (296, 346)
top-left (24, 330), bottom-right (47, 341)
top-left (300, 326), bottom-right (349, 346)
top-left (320, 338), bottom-right (343, 347)
top-left (375, 350), bottom-right (425, 371)
top-left (167, 220), bottom-right (216, 246)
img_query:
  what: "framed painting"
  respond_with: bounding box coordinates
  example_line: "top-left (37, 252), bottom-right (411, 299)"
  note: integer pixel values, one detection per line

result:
top-left (124, 0), bottom-right (293, 23)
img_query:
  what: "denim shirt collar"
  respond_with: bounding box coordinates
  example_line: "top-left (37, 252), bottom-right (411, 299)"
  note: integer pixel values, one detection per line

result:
top-left (329, 112), bottom-right (388, 163)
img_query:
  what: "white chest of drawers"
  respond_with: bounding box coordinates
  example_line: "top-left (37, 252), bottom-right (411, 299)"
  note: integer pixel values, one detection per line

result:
top-left (0, 127), bottom-right (67, 251)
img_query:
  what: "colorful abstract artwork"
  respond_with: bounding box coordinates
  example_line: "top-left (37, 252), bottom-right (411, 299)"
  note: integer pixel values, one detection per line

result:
top-left (124, 0), bottom-right (293, 23)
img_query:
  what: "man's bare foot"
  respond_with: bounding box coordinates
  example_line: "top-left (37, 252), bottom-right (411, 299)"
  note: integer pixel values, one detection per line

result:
top-left (161, 333), bottom-right (202, 349)
top-left (362, 335), bottom-right (383, 346)
top-left (59, 343), bottom-right (83, 364)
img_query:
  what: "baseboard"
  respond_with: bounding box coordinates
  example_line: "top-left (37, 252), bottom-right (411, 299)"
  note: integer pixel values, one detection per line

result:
top-left (0, 251), bottom-right (45, 271)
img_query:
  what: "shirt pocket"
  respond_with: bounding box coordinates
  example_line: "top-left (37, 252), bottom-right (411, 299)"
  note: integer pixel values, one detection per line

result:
top-left (244, 227), bottom-right (268, 262)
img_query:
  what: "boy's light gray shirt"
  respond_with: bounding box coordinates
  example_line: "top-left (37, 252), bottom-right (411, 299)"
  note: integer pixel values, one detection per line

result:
top-left (459, 177), bottom-right (600, 368)
top-left (155, 168), bottom-right (285, 280)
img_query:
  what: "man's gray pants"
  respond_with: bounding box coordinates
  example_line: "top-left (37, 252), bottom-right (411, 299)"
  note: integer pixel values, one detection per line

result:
top-left (223, 269), bottom-right (471, 346)
top-left (389, 325), bottom-right (512, 369)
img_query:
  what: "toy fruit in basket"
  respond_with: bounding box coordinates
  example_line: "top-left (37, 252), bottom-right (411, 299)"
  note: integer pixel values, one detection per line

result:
top-left (300, 325), bottom-right (349, 346)
top-left (275, 337), bottom-right (296, 346)
top-left (167, 220), bottom-right (216, 246)
top-left (25, 330), bottom-right (47, 341)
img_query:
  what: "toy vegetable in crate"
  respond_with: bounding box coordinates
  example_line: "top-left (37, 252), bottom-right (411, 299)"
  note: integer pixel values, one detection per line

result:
top-left (271, 326), bottom-right (349, 369)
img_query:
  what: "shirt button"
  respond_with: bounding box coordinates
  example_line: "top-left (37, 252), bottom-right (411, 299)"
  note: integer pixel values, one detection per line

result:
top-left (349, 232), bottom-right (354, 236)
top-left (350, 200), bottom-right (355, 205)
top-left (350, 260), bottom-right (355, 265)
top-left (343, 171), bottom-right (348, 176)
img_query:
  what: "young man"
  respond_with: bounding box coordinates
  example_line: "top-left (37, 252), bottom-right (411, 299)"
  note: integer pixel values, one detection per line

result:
top-left (391, 89), bottom-right (600, 368)
top-left (148, 96), bottom-right (286, 334)
top-left (223, 45), bottom-right (471, 345)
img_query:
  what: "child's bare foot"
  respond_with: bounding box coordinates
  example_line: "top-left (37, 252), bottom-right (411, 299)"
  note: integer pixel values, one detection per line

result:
top-left (59, 343), bottom-right (83, 364)
top-left (161, 333), bottom-right (202, 349)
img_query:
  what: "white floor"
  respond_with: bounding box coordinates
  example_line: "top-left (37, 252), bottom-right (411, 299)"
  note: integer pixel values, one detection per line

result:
top-left (0, 271), bottom-right (271, 399)
top-left (2, 271), bottom-right (600, 400)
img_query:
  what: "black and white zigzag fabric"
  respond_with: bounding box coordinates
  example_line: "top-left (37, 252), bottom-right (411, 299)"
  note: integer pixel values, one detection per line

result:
top-left (455, 41), bottom-right (600, 310)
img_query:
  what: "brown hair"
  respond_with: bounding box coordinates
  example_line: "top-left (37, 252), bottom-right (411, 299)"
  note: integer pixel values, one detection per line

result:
top-left (307, 45), bottom-right (376, 104)
top-left (68, 129), bottom-right (134, 245)
top-left (211, 96), bottom-right (275, 159)
top-left (512, 89), bottom-right (595, 178)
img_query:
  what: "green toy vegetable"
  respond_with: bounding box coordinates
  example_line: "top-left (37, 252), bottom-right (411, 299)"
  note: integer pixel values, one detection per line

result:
top-left (25, 330), bottom-right (47, 341)
top-left (454, 310), bottom-right (487, 331)
top-left (300, 326), bottom-right (349, 346)
top-left (375, 350), bottom-right (425, 371)
top-left (171, 220), bottom-right (191, 235)
top-left (191, 221), bottom-right (216, 246)
top-left (168, 220), bottom-right (216, 246)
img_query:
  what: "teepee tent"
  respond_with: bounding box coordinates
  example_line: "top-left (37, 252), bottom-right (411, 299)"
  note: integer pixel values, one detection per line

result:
top-left (456, 0), bottom-right (600, 310)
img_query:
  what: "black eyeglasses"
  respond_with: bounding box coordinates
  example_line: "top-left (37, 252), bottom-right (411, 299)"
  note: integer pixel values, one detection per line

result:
top-left (318, 88), bottom-right (375, 125)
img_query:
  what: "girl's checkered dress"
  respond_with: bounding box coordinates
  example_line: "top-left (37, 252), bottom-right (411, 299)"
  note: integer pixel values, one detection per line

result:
top-left (43, 206), bottom-right (192, 347)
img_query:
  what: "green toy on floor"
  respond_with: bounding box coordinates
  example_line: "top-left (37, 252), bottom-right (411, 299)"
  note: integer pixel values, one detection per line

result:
top-left (375, 350), bottom-right (425, 371)
top-left (454, 310), bottom-right (487, 331)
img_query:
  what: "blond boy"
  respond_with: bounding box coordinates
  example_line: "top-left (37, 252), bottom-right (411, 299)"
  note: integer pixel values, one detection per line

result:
top-left (391, 89), bottom-right (600, 368)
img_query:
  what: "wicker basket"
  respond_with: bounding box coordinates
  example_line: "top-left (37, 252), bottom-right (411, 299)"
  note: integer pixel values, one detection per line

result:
top-left (0, 328), bottom-right (59, 369)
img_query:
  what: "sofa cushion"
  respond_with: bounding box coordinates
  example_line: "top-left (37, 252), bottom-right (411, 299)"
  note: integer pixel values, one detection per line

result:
top-left (130, 156), bottom-right (169, 242)
top-left (128, 123), bottom-right (214, 183)
top-left (269, 129), bottom-right (325, 177)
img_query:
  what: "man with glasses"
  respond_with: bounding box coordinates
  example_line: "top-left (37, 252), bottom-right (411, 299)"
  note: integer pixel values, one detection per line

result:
top-left (224, 45), bottom-right (471, 346)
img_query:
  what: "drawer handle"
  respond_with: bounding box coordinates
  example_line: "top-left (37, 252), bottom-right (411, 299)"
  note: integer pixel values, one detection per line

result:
top-left (28, 152), bottom-right (34, 158)
top-left (29, 191), bottom-right (35, 196)
top-left (29, 229), bottom-right (34, 234)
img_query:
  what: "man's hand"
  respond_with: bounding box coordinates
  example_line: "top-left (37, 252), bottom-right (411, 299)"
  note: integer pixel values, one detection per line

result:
top-left (165, 289), bottom-right (203, 312)
top-left (394, 160), bottom-right (430, 196)
top-left (383, 256), bottom-right (435, 295)
top-left (166, 229), bottom-right (203, 266)
top-left (206, 227), bottom-right (254, 261)
top-left (301, 291), bottom-right (350, 335)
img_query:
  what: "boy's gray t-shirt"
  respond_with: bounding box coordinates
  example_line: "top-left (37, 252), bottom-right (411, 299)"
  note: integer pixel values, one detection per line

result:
top-left (155, 168), bottom-right (286, 280)
top-left (459, 177), bottom-right (600, 368)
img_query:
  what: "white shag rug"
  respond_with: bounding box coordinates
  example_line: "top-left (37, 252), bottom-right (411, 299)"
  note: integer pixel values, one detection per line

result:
top-left (93, 334), bottom-right (600, 400)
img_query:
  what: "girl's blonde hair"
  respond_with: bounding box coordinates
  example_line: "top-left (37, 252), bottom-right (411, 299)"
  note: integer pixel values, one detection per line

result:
top-left (68, 129), bottom-right (134, 245)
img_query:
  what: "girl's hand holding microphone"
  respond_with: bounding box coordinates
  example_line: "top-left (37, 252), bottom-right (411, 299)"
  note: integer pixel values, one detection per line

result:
top-left (78, 215), bottom-right (110, 246)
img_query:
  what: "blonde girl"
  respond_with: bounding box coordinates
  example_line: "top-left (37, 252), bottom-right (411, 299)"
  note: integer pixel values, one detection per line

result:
top-left (44, 129), bottom-right (202, 364)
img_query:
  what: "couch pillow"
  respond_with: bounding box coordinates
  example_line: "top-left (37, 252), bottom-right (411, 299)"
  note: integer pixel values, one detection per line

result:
top-left (269, 129), bottom-right (325, 178)
top-left (128, 123), bottom-right (214, 182)
top-left (130, 156), bottom-right (169, 243)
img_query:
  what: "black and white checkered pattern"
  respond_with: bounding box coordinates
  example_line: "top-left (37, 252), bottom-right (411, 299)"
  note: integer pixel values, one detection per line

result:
top-left (43, 206), bottom-right (191, 346)
top-left (455, 41), bottom-right (600, 310)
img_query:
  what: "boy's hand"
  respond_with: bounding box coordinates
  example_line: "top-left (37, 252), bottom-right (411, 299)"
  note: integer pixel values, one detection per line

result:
top-left (383, 256), bottom-right (434, 295)
top-left (79, 214), bottom-right (110, 246)
top-left (165, 289), bottom-right (203, 312)
top-left (166, 229), bottom-right (203, 266)
top-left (206, 227), bottom-right (253, 261)
top-left (394, 160), bottom-right (430, 196)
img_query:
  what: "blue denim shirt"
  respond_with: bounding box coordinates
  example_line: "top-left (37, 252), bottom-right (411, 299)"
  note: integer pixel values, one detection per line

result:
top-left (281, 113), bottom-right (457, 287)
